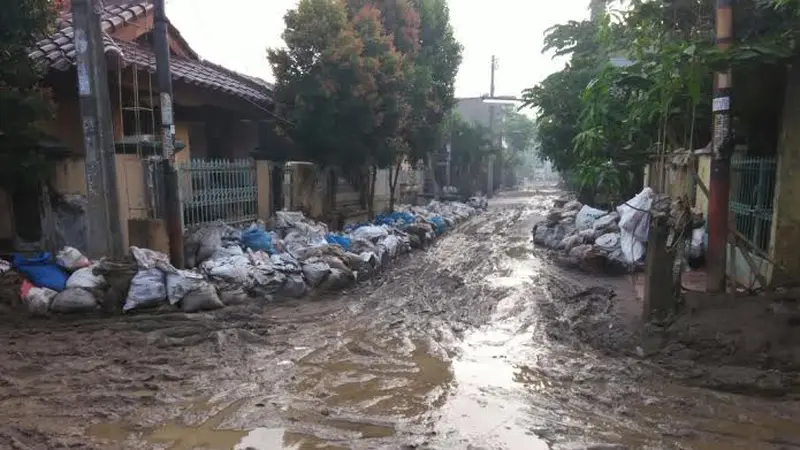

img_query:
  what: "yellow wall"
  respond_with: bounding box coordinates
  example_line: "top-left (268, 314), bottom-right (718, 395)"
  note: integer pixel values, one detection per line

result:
top-left (695, 152), bottom-right (711, 219)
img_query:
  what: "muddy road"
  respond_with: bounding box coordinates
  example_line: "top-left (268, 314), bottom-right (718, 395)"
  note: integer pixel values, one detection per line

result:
top-left (2, 189), bottom-right (800, 450)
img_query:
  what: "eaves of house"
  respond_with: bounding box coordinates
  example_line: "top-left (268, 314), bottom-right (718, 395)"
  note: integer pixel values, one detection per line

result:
top-left (28, 2), bottom-right (274, 106)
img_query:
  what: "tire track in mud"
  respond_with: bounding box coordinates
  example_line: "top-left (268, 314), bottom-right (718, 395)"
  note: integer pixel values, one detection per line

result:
top-left (0, 203), bottom-right (537, 450)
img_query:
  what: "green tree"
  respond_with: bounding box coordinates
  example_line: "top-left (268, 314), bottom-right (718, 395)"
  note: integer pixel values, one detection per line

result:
top-left (447, 112), bottom-right (492, 194)
top-left (0, 0), bottom-right (56, 189)
top-left (522, 0), bottom-right (800, 205)
top-left (268, 0), bottom-right (408, 218)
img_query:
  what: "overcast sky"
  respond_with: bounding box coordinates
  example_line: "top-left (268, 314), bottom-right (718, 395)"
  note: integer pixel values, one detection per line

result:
top-left (166, 0), bottom-right (590, 99)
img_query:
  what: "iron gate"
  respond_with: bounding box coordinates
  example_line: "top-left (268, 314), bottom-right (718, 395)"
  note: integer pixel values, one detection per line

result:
top-left (178, 158), bottom-right (258, 228)
top-left (729, 155), bottom-right (777, 252)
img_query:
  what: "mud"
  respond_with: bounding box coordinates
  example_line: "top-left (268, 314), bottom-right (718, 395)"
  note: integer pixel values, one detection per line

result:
top-left (1, 188), bottom-right (800, 450)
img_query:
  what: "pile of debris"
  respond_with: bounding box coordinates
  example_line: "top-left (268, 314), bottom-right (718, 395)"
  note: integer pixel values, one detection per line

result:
top-left (4, 199), bottom-right (483, 317)
top-left (533, 188), bottom-right (706, 273)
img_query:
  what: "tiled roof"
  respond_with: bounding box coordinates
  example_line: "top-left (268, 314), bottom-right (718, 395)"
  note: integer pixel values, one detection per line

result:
top-left (29, 2), bottom-right (273, 105)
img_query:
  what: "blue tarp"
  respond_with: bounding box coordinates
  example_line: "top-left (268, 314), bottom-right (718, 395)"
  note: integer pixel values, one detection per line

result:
top-left (13, 253), bottom-right (68, 292)
top-left (325, 233), bottom-right (352, 251)
top-left (241, 226), bottom-right (275, 254)
top-left (374, 211), bottom-right (415, 228)
top-left (428, 216), bottom-right (446, 235)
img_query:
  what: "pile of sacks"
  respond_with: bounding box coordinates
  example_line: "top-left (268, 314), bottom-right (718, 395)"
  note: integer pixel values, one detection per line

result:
top-left (532, 188), bottom-right (655, 273)
top-left (533, 188), bottom-right (706, 273)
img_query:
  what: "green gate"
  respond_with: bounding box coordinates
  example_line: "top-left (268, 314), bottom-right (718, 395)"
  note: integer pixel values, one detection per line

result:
top-left (729, 156), bottom-right (777, 252)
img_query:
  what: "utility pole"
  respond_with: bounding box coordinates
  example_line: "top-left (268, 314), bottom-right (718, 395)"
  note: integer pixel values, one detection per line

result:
top-left (153, 0), bottom-right (185, 268)
top-left (72, 0), bottom-right (124, 259)
top-left (707, 0), bottom-right (734, 292)
top-left (487, 55), bottom-right (497, 197)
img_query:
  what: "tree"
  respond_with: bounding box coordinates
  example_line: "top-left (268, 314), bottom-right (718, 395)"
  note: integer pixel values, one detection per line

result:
top-left (398, 0), bottom-right (462, 207)
top-left (447, 112), bottom-right (492, 194)
top-left (0, 0), bottom-right (56, 190)
top-left (268, 0), bottom-right (408, 219)
top-left (521, 0), bottom-right (800, 205)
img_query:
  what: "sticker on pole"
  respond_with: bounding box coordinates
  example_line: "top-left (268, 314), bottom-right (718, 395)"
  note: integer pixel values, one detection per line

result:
top-left (712, 96), bottom-right (730, 112)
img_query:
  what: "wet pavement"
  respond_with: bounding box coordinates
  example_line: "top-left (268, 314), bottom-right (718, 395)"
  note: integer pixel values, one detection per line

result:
top-left (2, 189), bottom-right (800, 450)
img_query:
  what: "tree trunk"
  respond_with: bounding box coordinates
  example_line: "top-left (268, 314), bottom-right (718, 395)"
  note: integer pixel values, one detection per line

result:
top-left (367, 165), bottom-right (377, 219)
top-left (389, 159), bottom-right (402, 212)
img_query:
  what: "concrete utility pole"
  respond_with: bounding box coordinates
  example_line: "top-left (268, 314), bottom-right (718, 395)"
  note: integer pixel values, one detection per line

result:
top-left (707, 0), bottom-right (734, 292)
top-left (153, 0), bottom-right (185, 268)
top-left (71, 0), bottom-right (124, 259)
top-left (487, 55), bottom-right (497, 197)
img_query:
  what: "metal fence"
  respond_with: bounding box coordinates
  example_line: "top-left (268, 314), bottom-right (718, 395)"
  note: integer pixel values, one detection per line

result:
top-left (729, 155), bottom-right (777, 252)
top-left (178, 158), bottom-right (258, 228)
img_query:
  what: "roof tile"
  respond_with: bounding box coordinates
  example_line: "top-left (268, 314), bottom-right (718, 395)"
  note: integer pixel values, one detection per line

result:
top-left (31, 1), bottom-right (272, 105)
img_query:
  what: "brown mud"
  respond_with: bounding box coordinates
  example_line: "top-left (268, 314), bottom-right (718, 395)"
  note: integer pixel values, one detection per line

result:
top-left (1, 189), bottom-right (799, 450)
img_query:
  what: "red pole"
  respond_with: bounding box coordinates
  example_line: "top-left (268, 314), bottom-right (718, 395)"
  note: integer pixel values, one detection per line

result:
top-left (706, 0), bottom-right (734, 293)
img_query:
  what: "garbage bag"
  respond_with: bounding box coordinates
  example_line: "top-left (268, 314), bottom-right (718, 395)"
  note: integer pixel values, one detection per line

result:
top-left (13, 253), bottom-right (68, 292)
top-left (302, 260), bottom-right (331, 287)
top-left (20, 280), bottom-right (57, 316)
top-left (66, 266), bottom-right (106, 290)
top-left (50, 287), bottom-right (97, 313)
top-left (595, 233), bottom-right (621, 252)
top-left (689, 227), bottom-right (705, 260)
top-left (428, 216), bottom-right (446, 234)
top-left (280, 274), bottom-right (308, 298)
top-left (180, 283), bottom-right (224, 313)
top-left (123, 268), bottom-right (167, 312)
top-left (242, 224), bottom-right (275, 254)
top-left (93, 259), bottom-right (138, 314)
top-left (56, 246), bottom-right (91, 271)
top-left (166, 270), bottom-right (207, 305)
top-left (325, 234), bottom-right (352, 251)
top-left (568, 244), bottom-right (594, 260)
top-left (575, 205), bottom-right (607, 230)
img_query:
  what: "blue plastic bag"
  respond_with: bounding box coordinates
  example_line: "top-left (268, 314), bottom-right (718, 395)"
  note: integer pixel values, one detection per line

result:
top-left (13, 253), bottom-right (68, 292)
top-left (325, 233), bottom-right (351, 251)
top-left (241, 226), bottom-right (275, 254)
top-left (428, 216), bottom-right (446, 235)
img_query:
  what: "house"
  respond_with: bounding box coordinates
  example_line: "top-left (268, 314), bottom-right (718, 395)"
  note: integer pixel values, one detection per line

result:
top-left (0, 1), bottom-right (286, 252)
top-left (649, 62), bottom-right (800, 289)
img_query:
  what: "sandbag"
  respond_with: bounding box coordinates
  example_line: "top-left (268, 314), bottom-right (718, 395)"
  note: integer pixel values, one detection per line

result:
top-left (595, 233), bottom-right (621, 252)
top-left (575, 205), bottom-right (607, 230)
top-left (218, 287), bottom-right (250, 306)
top-left (20, 281), bottom-right (57, 316)
top-left (280, 274), bottom-right (308, 298)
top-left (350, 225), bottom-right (389, 242)
top-left (13, 253), bottom-right (68, 292)
top-left (320, 268), bottom-right (354, 291)
top-left (56, 246), bottom-right (91, 271)
top-left (592, 212), bottom-right (620, 233)
top-left (166, 270), bottom-right (206, 305)
top-left (302, 260), bottom-right (331, 287)
top-left (66, 266), bottom-right (106, 290)
top-left (558, 234), bottom-right (583, 251)
top-left (50, 287), bottom-right (97, 313)
top-left (130, 247), bottom-right (177, 273)
top-left (578, 228), bottom-right (598, 244)
top-left (180, 283), bottom-right (224, 313)
top-left (564, 200), bottom-right (582, 211)
top-left (123, 268), bottom-right (167, 312)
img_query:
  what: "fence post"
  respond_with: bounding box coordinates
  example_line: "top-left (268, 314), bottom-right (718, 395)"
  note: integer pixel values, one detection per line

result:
top-left (255, 158), bottom-right (271, 220)
top-left (643, 215), bottom-right (677, 322)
